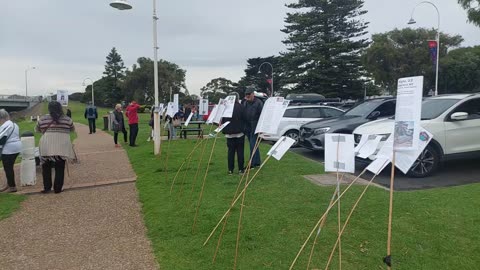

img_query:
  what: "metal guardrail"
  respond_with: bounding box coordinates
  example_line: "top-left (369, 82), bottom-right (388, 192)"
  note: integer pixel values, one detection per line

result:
top-left (0, 95), bottom-right (41, 102)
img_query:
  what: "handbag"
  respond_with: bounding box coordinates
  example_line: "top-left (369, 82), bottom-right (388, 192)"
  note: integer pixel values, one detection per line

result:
top-left (0, 124), bottom-right (15, 161)
top-left (173, 119), bottom-right (181, 127)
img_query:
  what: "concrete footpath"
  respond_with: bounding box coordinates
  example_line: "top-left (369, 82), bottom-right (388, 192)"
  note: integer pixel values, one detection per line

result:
top-left (0, 123), bottom-right (159, 270)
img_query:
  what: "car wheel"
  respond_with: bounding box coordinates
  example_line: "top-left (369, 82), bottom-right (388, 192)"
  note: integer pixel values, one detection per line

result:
top-left (407, 144), bottom-right (440, 178)
top-left (284, 130), bottom-right (300, 147)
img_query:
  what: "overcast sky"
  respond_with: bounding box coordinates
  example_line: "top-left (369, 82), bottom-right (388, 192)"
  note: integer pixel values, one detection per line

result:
top-left (1, 0), bottom-right (479, 97)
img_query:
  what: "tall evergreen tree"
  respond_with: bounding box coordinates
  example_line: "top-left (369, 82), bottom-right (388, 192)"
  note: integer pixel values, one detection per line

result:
top-left (104, 47), bottom-right (126, 102)
top-left (281, 0), bottom-right (370, 99)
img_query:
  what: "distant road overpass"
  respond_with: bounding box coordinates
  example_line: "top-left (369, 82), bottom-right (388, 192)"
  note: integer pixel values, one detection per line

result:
top-left (0, 95), bottom-right (41, 112)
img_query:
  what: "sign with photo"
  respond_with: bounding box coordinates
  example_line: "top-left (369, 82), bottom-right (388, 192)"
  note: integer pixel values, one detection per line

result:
top-left (199, 98), bottom-right (209, 115)
top-left (394, 76), bottom-right (423, 151)
top-left (57, 90), bottom-right (68, 106)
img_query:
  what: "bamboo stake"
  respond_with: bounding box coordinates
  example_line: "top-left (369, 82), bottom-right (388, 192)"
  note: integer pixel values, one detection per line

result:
top-left (212, 135), bottom-right (259, 263)
top-left (192, 133), bottom-right (220, 233)
top-left (204, 154), bottom-right (273, 246)
top-left (233, 162), bottom-right (249, 270)
top-left (306, 174), bottom-right (345, 270)
top-left (385, 152), bottom-right (396, 270)
top-left (178, 139), bottom-right (204, 199)
top-left (324, 162), bottom-right (387, 270)
top-left (306, 189), bottom-right (337, 270)
top-left (335, 136), bottom-right (342, 270)
top-left (170, 139), bottom-right (204, 194)
top-left (288, 169), bottom-right (368, 270)
top-left (189, 125), bottom-right (214, 205)
top-left (164, 136), bottom-right (172, 185)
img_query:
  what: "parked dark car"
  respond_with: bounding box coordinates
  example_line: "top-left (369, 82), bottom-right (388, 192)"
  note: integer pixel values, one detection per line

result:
top-left (298, 97), bottom-right (396, 151)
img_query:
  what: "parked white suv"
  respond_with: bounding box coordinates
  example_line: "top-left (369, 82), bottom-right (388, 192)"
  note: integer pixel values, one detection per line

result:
top-left (262, 105), bottom-right (344, 147)
top-left (353, 93), bottom-right (480, 177)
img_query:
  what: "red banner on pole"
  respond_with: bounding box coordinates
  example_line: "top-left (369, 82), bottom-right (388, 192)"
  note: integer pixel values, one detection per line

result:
top-left (428, 40), bottom-right (437, 70)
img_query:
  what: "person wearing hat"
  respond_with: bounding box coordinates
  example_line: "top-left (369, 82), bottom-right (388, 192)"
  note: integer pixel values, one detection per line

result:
top-left (243, 86), bottom-right (263, 168)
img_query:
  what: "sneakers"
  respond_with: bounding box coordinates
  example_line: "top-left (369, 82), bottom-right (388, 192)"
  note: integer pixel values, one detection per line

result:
top-left (8, 187), bottom-right (17, 193)
top-left (147, 137), bottom-right (151, 142)
top-left (115, 144), bottom-right (120, 148)
top-left (228, 171), bottom-right (233, 175)
top-left (238, 170), bottom-right (245, 175)
top-left (41, 190), bottom-right (51, 194)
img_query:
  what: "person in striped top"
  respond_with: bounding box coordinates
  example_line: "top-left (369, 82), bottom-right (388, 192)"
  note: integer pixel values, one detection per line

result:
top-left (36, 101), bottom-right (76, 194)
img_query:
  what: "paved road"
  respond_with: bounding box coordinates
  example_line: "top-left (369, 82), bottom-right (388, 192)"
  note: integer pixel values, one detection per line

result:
top-left (290, 147), bottom-right (480, 191)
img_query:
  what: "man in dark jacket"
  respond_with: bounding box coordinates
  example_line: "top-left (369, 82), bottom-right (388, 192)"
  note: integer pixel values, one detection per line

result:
top-left (222, 96), bottom-right (246, 175)
top-left (84, 102), bottom-right (98, 134)
top-left (243, 87), bottom-right (263, 168)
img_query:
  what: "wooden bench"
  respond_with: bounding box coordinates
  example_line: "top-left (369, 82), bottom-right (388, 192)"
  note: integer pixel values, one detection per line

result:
top-left (178, 127), bottom-right (203, 139)
top-left (167, 127), bottom-right (203, 139)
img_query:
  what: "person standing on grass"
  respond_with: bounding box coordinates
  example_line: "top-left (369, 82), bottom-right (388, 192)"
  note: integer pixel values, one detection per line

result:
top-left (36, 101), bottom-right (76, 194)
top-left (126, 100), bottom-right (140, 147)
top-left (66, 108), bottom-right (72, 119)
top-left (113, 104), bottom-right (128, 147)
top-left (243, 86), bottom-right (263, 168)
top-left (0, 109), bottom-right (22, 193)
top-left (84, 102), bottom-right (98, 134)
top-left (221, 94), bottom-right (246, 175)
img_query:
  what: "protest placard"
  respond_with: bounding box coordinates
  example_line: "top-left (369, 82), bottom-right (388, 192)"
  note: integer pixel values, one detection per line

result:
top-left (394, 76), bottom-right (423, 151)
top-left (57, 90), bottom-right (68, 106)
top-left (199, 98), bottom-right (209, 115)
top-left (267, 136), bottom-right (296, 161)
top-left (255, 97), bottom-right (289, 135)
top-left (324, 134), bottom-right (355, 173)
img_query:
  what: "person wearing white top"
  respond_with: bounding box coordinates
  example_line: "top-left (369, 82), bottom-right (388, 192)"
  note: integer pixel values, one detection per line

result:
top-left (0, 109), bottom-right (22, 193)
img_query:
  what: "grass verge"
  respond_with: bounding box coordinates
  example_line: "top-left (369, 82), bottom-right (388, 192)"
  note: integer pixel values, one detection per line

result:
top-left (120, 117), bottom-right (480, 269)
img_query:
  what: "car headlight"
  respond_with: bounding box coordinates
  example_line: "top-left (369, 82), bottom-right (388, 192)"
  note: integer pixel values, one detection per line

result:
top-left (314, 127), bottom-right (330, 135)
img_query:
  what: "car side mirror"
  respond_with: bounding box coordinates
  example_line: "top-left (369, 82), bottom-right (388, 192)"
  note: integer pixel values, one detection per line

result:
top-left (367, 111), bottom-right (381, 120)
top-left (451, 112), bottom-right (469, 121)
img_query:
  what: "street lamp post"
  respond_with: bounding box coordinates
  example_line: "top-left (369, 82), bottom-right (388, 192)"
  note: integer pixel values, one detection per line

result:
top-left (408, 1), bottom-right (440, 96)
top-left (258, 62), bottom-right (274, 97)
top-left (110, 0), bottom-right (161, 155)
top-left (82, 77), bottom-right (95, 106)
top-left (25, 67), bottom-right (36, 101)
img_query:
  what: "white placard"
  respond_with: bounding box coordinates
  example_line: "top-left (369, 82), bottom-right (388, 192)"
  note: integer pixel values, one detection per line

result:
top-left (356, 135), bottom-right (382, 159)
top-left (222, 95), bottom-right (236, 118)
top-left (394, 76), bottom-right (424, 151)
top-left (255, 97), bottom-right (290, 135)
top-left (57, 90), bottom-right (68, 106)
top-left (206, 105), bottom-right (218, 124)
top-left (173, 94), bottom-right (179, 113)
top-left (367, 157), bottom-right (391, 175)
top-left (395, 129), bottom-right (433, 174)
top-left (213, 99), bottom-right (226, 124)
top-left (324, 134), bottom-right (355, 173)
top-left (214, 121), bottom-right (230, 133)
top-left (156, 103), bottom-right (164, 113)
top-left (184, 113), bottom-right (193, 126)
top-left (376, 136), bottom-right (394, 160)
top-left (267, 136), bottom-right (296, 161)
top-left (166, 102), bottom-right (176, 118)
top-left (199, 98), bottom-right (209, 115)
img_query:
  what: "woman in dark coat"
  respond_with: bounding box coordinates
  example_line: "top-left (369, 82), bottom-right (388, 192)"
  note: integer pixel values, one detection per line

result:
top-left (113, 104), bottom-right (128, 147)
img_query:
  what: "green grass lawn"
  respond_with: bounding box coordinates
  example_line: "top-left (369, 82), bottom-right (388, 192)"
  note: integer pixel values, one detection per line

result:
top-left (121, 118), bottom-right (480, 269)
top-left (0, 193), bottom-right (26, 220)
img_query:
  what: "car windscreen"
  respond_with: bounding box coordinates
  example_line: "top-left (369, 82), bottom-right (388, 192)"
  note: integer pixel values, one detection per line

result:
top-left (421, 98), bottom-right (461, 120)
top-left (344, 100), bottom-right (383, 116)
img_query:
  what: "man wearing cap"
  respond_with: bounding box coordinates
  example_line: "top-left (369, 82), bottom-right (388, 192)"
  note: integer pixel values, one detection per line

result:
top-left (243, 87), bottom-right (263, 168)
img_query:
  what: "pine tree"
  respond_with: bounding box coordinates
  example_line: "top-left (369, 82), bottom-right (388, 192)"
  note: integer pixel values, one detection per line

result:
top-left (281, 0), bottom-right (370, 99)
top-left (104, 47), bottom-right (126, 102)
